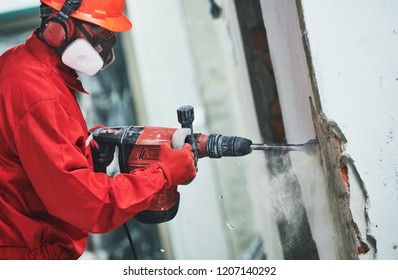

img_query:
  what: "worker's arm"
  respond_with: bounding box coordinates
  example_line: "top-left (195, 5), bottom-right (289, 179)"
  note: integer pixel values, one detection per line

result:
top-left (12, 99), bottom-right (179, 233)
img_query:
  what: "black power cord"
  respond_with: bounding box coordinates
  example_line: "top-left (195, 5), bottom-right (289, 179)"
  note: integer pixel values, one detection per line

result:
top-left (123, 223), bottom-right (138, 260)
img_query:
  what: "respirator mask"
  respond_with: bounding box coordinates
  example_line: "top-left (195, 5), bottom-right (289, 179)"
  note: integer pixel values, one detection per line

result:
top-left (62, 22), bottom-right (117, 76)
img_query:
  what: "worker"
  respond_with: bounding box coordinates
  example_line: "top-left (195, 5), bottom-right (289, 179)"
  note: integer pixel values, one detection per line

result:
top-left (0, 0), bottom-right (196, 260)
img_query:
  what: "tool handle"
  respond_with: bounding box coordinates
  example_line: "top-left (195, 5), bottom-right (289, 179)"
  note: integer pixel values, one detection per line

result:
top-left (177, 105), bottom-right (195, 129)
top-left (177, 106), bottom-right (198, 169)
top-left (91, 146), bottom-right (107, 173)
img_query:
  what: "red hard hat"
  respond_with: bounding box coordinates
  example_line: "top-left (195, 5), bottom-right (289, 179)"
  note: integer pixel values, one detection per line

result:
top-left (41, 0), bottom-right (132, 32)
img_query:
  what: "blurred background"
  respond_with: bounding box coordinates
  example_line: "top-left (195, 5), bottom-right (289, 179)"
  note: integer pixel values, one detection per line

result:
top-left (1, 0), bottom-right (397, 260)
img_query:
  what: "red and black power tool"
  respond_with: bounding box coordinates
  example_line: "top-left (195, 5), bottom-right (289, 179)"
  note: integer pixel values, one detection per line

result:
top-left (91, 105), bottom-right (318, 224)
top-left (90, 105), bottom-right (253, 224)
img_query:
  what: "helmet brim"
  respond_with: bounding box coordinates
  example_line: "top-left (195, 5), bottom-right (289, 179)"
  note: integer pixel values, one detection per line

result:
top-left (73, 11), bottom-right (132, 32)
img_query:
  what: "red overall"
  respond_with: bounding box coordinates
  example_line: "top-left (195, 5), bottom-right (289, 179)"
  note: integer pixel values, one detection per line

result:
top-left (0, 31), bottom-right (168, 259)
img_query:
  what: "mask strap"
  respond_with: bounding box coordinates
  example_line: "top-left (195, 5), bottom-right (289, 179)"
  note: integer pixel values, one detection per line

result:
top-left (75, 21), bottom-right (96, 47)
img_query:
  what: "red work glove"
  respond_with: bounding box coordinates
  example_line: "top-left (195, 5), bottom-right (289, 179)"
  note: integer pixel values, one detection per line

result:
top-left (157, 142), bottom-right (196, 187)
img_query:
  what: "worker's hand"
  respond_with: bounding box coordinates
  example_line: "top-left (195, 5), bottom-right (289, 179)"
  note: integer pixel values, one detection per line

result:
top-left (90, 140), bottom-right (115, 167)
top-left (89, 125), bottom-right (116, 172)
top-left (157, 142), bottom-right (196, 186)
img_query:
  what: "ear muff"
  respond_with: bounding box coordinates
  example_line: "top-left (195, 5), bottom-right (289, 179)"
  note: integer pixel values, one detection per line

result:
top-left (40, 0), bottom-right (82, 50)
top-left (41, 13), bottom-right (76, 50)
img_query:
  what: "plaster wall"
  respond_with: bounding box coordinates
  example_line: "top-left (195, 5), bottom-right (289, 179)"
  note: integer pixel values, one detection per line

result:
top-left (259, 0), bottom-right (338, 259)
top-left (300, 0), bottom-right (398, 259)
top-left (260, 0), bottom-right (398, 259)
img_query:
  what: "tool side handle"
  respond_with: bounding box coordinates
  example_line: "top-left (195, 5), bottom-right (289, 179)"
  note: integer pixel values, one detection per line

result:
top-left (171, 128), bottom-right (192, 150)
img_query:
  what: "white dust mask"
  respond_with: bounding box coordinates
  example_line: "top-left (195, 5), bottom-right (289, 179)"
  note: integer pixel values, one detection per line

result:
top-left (61, 38), bottom-right (104, 76)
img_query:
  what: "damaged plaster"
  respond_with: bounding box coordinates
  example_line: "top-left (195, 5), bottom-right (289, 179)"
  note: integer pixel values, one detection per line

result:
top-left (327, 118), bottom-right (377, 259)
top-left (298, 0), bottom-right (398, 259)
top-left (310, 101), bottom-right (370, 259)
top-left (260, 0), bottom-right (398, 259)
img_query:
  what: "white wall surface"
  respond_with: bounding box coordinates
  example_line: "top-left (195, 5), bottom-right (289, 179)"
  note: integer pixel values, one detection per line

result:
top-left (261, 0), bottom-right (398, 259)
top-left (300, 0), bottom-right (398, 259)
top-left (259, 0), bottom-right (338, 259)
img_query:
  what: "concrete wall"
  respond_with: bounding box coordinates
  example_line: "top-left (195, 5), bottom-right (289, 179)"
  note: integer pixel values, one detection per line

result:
top-left (300, 0), bottom-right (398, 260)
top-left (260, 0), bottom-right (398, 259)
top-left (259, 0), bottom-right (338, 260)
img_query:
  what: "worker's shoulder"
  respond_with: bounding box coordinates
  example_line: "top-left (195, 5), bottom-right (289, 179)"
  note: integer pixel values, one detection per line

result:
top-left (0, 44), bottom-right (83, 129)
top-left (1, 45), bottom-right (46, 81)
top-left (0, 46), bottom-right (63, 103)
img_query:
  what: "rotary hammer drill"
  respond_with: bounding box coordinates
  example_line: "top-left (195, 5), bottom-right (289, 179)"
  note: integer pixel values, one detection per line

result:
top-left (91, 105), bottom-right (317, 224)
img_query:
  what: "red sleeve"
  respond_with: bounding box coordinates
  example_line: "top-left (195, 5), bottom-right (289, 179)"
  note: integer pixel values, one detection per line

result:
top-left (13, 99), bottom-right (167, 233)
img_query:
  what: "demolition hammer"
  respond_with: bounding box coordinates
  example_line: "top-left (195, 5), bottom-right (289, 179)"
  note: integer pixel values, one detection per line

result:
top-left (91, 105), bottom-right (318, 225)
